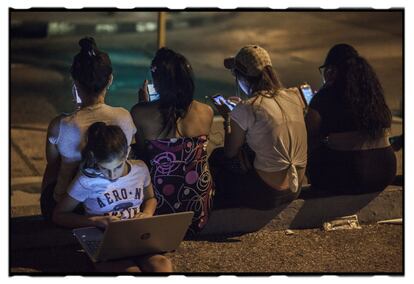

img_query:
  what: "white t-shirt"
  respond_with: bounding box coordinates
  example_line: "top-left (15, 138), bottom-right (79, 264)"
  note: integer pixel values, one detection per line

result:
top-left (230, 88), bottom-right (308, 193)
top-left (48, 103), bottom-right (137, 201)
top-left (67, 160), bottom-right (151, 218)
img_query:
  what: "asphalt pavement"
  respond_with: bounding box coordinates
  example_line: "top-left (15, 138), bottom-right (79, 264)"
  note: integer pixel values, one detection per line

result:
top-left (10, 223), bottom-right (402, 273)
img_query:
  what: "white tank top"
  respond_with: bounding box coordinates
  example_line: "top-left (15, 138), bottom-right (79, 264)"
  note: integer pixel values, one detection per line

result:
top-left (48, 103), bottom-right (136, 201)
top-left (231, 88), bottom-right (308, 193)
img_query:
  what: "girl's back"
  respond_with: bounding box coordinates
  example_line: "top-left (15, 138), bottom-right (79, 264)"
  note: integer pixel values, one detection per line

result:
top-left (131, 100), bottom-right (213, 140)
top-left (50, 104), bottom-right (136, 201)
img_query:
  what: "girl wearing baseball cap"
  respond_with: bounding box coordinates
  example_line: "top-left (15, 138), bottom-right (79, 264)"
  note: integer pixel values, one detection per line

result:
top-left (209, 45), bottom-right (307, 209)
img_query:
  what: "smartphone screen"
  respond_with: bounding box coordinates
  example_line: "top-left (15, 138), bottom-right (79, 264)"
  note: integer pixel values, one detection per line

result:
top-left (300, 84), bottom-right (314, 105)
top-left (212, 94), bottom-right (235, 111)
top-left (147, 83), bottom-right (160, 102)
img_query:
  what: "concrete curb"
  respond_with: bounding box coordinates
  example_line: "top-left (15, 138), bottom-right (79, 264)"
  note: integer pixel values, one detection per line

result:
top-left (11, 216), bottom-right (77, 250)
top-left (10, 186), bottom-right (402, 249)
top-left (199, 186), bottom-right (403, 235)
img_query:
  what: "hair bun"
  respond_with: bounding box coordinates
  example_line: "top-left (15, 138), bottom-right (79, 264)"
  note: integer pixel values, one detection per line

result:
top-left (79, 37), bottom-right (97, 56)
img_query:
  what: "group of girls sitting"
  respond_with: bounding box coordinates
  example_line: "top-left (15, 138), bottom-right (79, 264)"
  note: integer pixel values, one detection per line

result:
top-left (40, 37), bottom-right (397, 272)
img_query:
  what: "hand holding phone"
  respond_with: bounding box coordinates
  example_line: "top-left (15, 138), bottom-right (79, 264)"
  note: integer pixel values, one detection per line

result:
top-left (299, 83), bottom-right (314, 106)
top-left (147, 83), bottom-right (160, 102)
top-left (209, 94), bottom-right (238, 119)
top-left (138, 80), bottom-right (149, 103)
top-left (211, 94), bottom-right (236, 111)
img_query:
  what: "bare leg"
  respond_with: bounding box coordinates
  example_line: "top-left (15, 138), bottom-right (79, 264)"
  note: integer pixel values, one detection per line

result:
top-left (135, 254), bottom-right (173, 272)
top-left (94, 259), bottom-right (141, 273)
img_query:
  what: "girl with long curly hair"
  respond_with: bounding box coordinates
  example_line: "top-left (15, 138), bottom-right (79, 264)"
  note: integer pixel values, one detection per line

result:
top-left (306, 43), bottom-right (396, 194)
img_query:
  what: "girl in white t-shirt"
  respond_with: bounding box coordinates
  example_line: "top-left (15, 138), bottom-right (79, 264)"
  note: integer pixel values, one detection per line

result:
top-left (41, 37), bottom-right (136, 221)
top-left (53, 122), bottom-right (172, 273)
top-left (209, 45), bottom-right (307, 209)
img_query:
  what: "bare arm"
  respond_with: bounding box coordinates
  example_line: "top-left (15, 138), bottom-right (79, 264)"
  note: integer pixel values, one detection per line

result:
top-left (205, 104), bottom-right (214, 135)
top-left (130, 104), bottom-right (140, 143)
top-left (130, 79), bottom-right (150, 148)
top-left (134, 125), bottom-right (147, 160)
top-left (140, 183), bottom-right (157, 217)
top-left (130, 103), bottom-right (155, 161)
top-left (41, 116), bottom-right (62, 190)
top-left (42, 147), bottom-right (60, 190)
top-left (213, 101), bottom-right (246, 159)
top-left (52, 194), bottom-right (119, 229)
top-left (224, 119), bottom-right (247, 159)
top-left (305, 107), bottom-right (322, 153)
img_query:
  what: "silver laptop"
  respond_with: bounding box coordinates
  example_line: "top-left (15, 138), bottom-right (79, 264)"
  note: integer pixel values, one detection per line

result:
top-left (72, 211), bottom-right (194, 262)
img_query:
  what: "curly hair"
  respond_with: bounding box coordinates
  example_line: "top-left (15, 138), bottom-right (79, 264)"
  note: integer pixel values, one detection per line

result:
top-left (326, 44), bottom-right (392, 139)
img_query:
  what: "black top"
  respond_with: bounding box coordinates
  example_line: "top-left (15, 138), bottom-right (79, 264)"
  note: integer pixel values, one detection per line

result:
top-left (309, 86), bottom-right (359, 136)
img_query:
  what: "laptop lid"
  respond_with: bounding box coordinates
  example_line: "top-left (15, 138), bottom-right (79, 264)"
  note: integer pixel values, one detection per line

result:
top-left (93, 211), bottom-right (193, 262)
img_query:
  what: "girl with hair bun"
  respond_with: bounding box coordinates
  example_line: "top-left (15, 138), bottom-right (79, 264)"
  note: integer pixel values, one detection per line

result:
top-left (53, 122), bottom-right (172, 273)
top-left (71, 37), bottom-right (113, 95)
top-left (41, 37), bottom-right (136, 221)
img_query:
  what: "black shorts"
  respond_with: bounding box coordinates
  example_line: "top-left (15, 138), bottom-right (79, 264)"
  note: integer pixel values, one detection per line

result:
top-left (307, 145), bottom-right (397, 194)
top-left (208, 147), bottom-right (300, 210)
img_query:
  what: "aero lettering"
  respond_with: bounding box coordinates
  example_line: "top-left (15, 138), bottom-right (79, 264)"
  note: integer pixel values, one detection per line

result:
top-left (96, 187), bottom-right (143, 208)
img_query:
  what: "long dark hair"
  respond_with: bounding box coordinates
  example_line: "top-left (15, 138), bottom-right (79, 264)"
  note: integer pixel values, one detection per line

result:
top-left (82, 122), bottom-right (128, 166)
top-left (325, 44), bottom-right (392, 139)
top-left (70, 37), bottom-right (113, 96)
top-left (150, 47), bottom-right (194, 127)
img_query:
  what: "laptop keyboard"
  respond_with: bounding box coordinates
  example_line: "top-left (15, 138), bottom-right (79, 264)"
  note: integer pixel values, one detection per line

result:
top-left (84, 240), bottom-right (100, 254)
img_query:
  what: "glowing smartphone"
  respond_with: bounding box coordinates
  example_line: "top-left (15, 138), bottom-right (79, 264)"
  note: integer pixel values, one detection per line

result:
top-left (72, 84), bottom-right (82, 104)
top-left (211, 94), bottom-right (236, 111)
top-left (147, 83), bottom-right (160, 102)
top-left (299, 83), bottom-right (314, 106)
